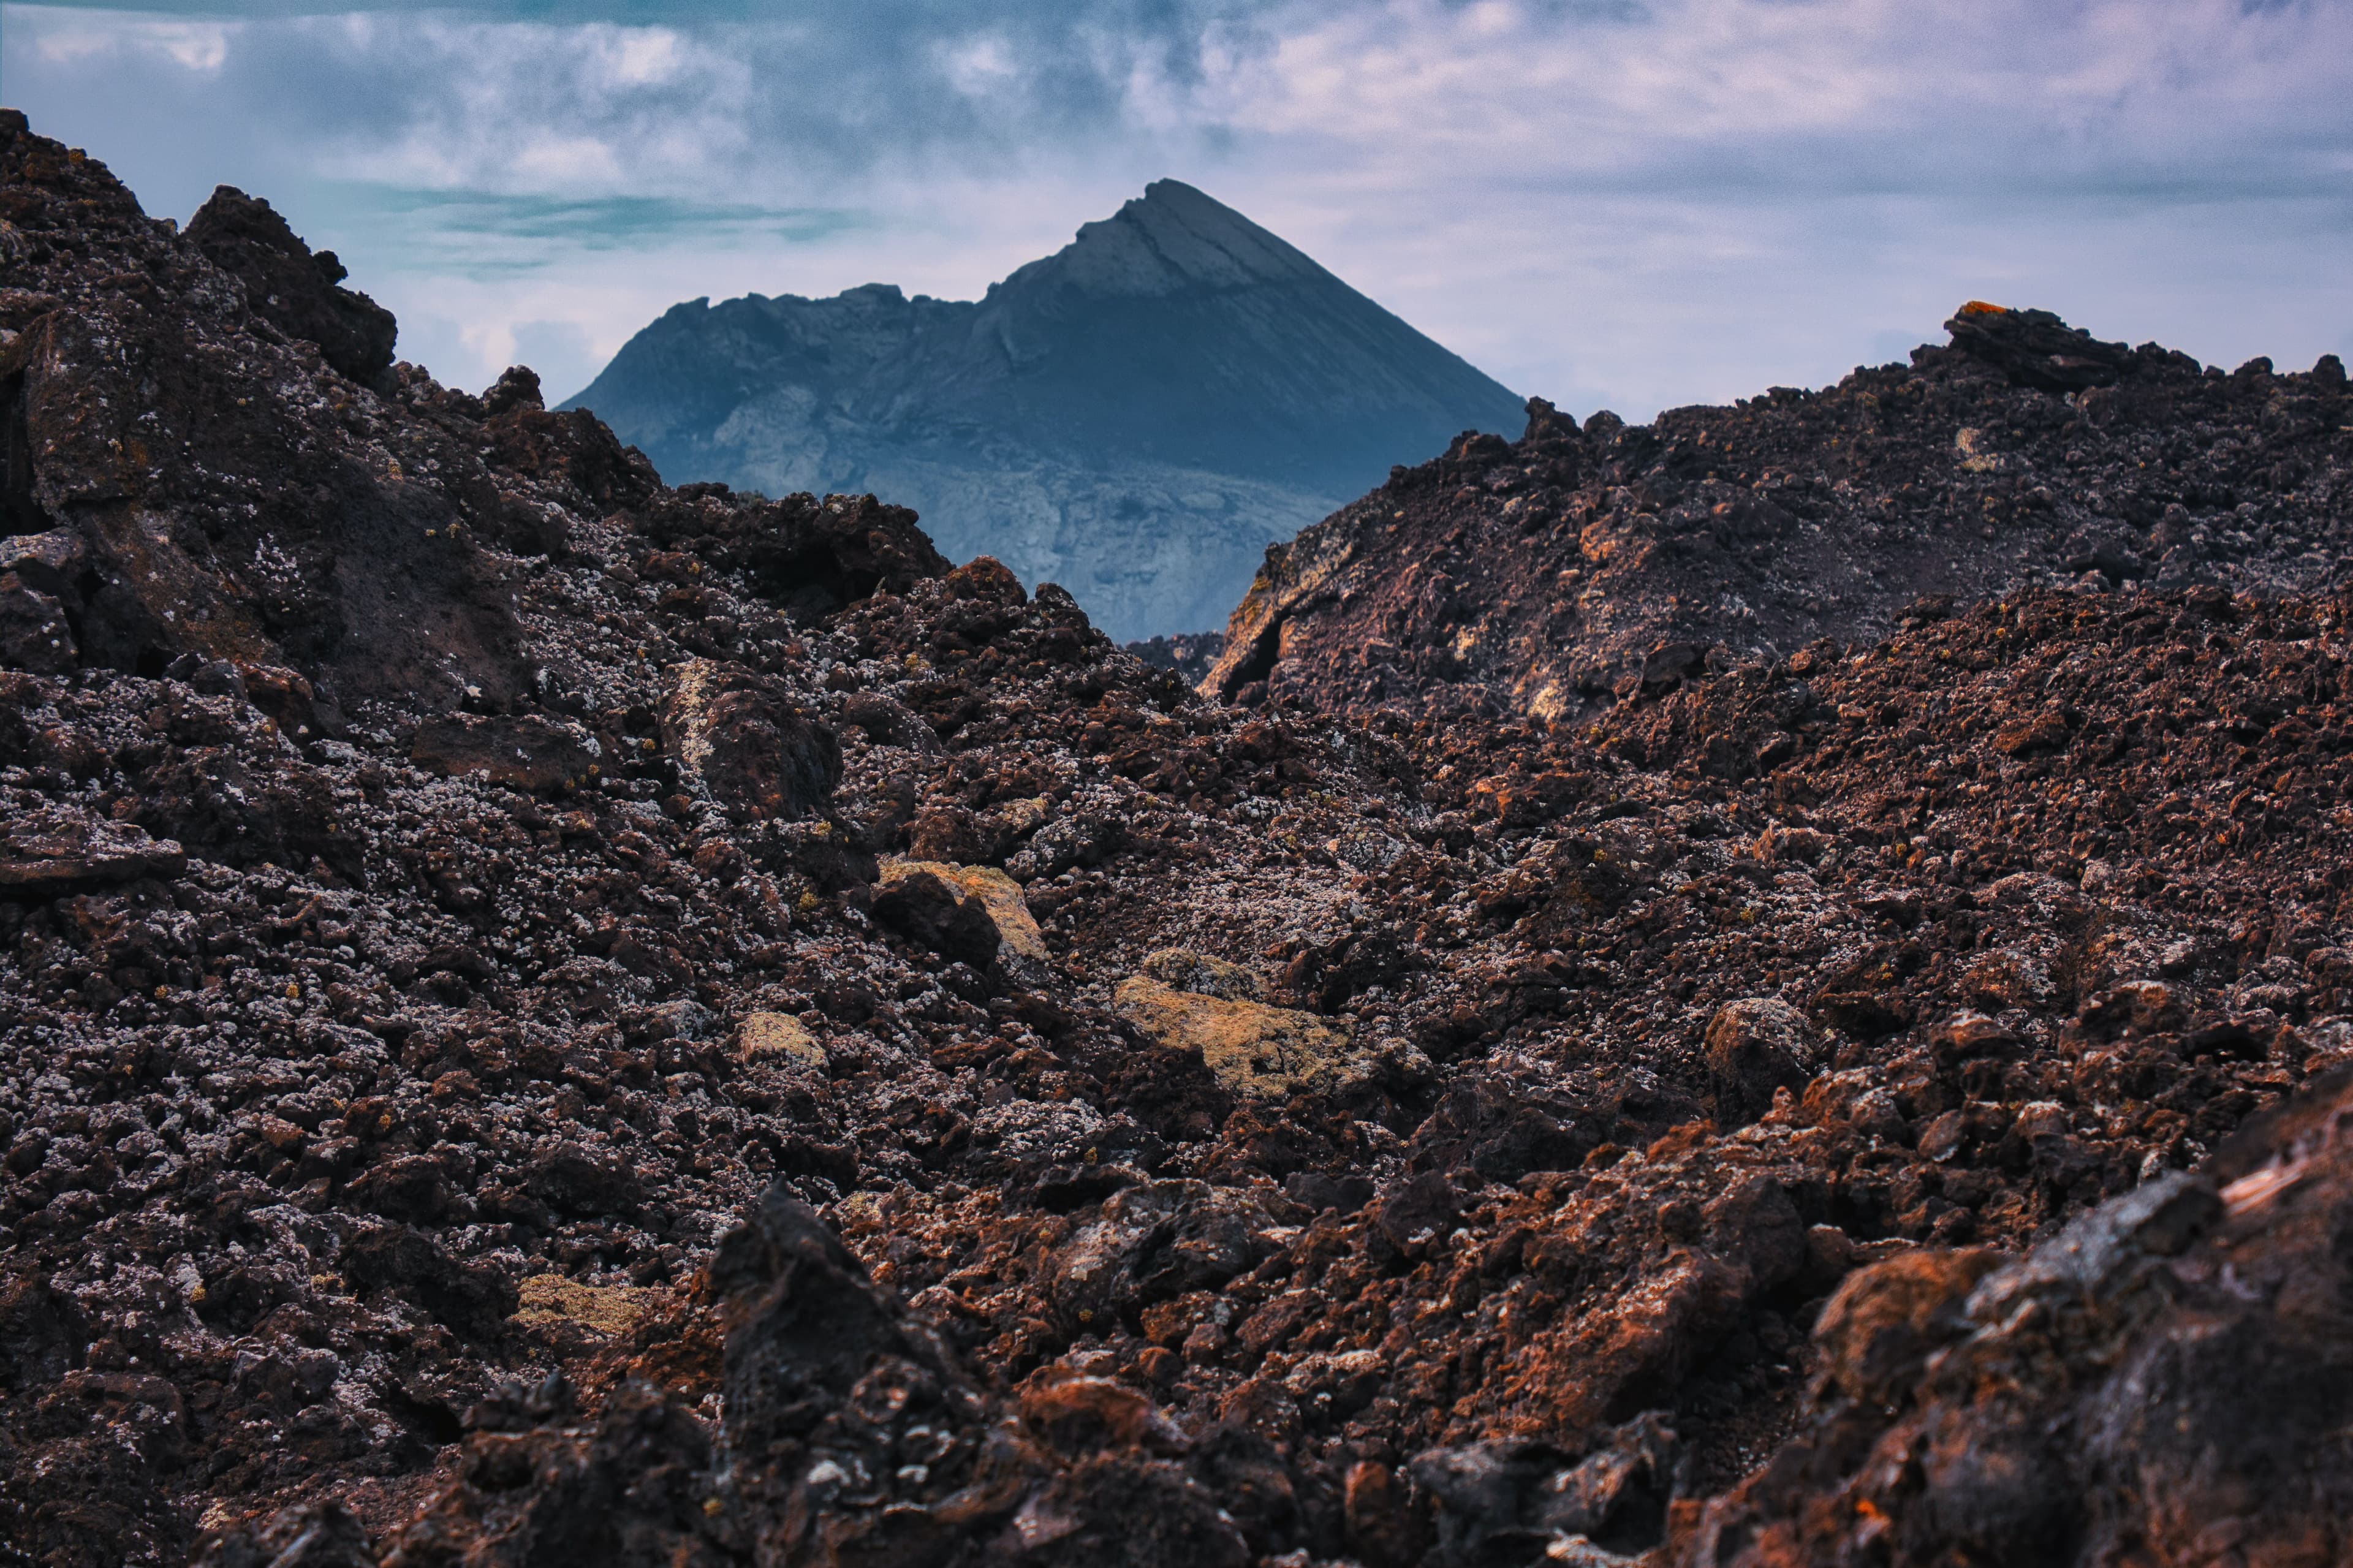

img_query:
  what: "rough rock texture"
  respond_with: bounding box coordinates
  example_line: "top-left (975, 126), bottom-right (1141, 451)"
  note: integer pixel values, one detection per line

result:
top-left (10, 110), bottom-right (2353, 1567)
top-left (1205, 317), bottom-right (2351, 720)
top-left (874, 858), bottom-right (1050, 971)
top-left (182, 186), bottom-right (398, 394)
top-left (1113, 975), bottom-right (1385, 1100)
top-left (1124, 630), bottom-right (1227, 688)
top-left (1677, 1071), bottom-right (2353, 1567)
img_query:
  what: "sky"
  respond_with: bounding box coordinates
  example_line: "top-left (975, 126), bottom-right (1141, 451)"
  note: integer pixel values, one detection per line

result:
top-left (4, 0), bottom-right (2350, 422)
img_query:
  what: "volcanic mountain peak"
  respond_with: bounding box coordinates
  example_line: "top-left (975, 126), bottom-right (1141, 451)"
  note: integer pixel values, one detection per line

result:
top-left (566, 179), bottom-right (1524, 640)
top-left (1000, 177), bottom-right (1326, 299)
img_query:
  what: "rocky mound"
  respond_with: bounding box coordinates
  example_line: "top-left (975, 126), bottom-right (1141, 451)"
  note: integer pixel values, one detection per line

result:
top-left (8, 108), bottom-right (2353, 1568)
top-left (1204, 308), bottom-right (2351, 720)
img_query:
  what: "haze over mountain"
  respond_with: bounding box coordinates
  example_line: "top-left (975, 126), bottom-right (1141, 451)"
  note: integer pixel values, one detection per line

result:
top-left (564, 179), bottom-right (1525, 640)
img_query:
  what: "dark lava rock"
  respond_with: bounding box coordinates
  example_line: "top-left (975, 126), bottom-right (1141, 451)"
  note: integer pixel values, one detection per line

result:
top-left (411, 713), bottom-right (603, 793)
top-left (341, 1225), bottom-right (520, 1341)
top-left (1675, 1073), bottom-right (2353, 1567)
top-left (1205, 313), bottom-right (2352, 720)
top-left (197, 1501), bottom-right (376, 1568)
top-left (871, 862), bottom-right (1004, 971)
top-left (1944, 299), bottom-right (2137, 392)
top-left (0, 569), bottom-right (74, 673)
top-left (185, 186), bottom-right (398, 392)
top-left (1702, 997), bottom-right (1818, 1128)
top-left (659, 666), bottom-right (839, 822)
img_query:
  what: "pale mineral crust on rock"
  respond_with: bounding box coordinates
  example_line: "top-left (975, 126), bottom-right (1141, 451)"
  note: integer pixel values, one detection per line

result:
top-left (6, 107), bottom-right (2353, 1568)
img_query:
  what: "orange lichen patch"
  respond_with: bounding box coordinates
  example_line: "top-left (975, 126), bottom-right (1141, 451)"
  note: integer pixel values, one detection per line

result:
top-left (1957, 300), bottom-right (2010, 317)
top-left (1114, 974), bottom-right (1368, 1098)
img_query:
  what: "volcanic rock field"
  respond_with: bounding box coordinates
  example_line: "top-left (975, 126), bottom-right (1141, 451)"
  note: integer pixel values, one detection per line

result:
top-left (5, 110), bottom-right (2353, 1567)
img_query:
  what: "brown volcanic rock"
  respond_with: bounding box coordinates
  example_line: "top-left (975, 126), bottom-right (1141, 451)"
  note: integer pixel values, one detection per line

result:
top-left (0, 803), bottom-right (185, 888)
top-left (409, 713), bottom-right (604, 794)
top-left (1677, 1073), bottom-right (2353, 1567)
top-left (12, 106), bottom-right (2353, 1568)
top-left (1205, 316), bottom-right (2350, 721)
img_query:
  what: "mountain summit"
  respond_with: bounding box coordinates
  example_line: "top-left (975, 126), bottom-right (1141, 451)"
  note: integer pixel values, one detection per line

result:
top-left (1013, 178), bottom-right (1327, 297)
top-left (564, 181), bottom-right (1525, 638)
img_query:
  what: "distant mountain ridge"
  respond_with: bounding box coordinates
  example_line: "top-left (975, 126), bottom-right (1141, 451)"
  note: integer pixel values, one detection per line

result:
top-left (564, 180), bottom-right (1526, 638)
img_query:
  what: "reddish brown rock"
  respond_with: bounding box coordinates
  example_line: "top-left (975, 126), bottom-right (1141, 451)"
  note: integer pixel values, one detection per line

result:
top-left (410, 713), bottom-right (602, 793)
top-left (1678, 1074), bottom-right (2353, 1568)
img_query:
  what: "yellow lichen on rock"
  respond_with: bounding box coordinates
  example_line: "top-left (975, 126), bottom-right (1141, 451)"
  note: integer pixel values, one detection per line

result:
top-left (877, 858), bottom-right (1049, 963)
top-left (510, 1274), bottom-right (655, 1339)
top-left (944, 863), bottom-right (1049, 962)
top-left (738, 1011), bottom-right (825, 1070)
top-left (1139, 948), bottom-right (1268, 1002)
top-left (1113, 974), bottom-right (1365, 1099)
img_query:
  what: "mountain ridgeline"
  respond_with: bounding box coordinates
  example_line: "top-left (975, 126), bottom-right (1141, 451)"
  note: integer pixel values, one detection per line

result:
top-left (564, 180), bottom-right (1526, 640)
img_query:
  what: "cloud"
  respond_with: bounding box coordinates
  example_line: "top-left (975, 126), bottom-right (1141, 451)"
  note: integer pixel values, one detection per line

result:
top-left (2, 0), bottom-right (2347, 409)
top-left (309, 186), bottom-right (871, 273)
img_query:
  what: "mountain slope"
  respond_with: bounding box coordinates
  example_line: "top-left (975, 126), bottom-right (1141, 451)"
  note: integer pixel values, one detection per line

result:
top-left (564, 180), bottom-right (1526, 639)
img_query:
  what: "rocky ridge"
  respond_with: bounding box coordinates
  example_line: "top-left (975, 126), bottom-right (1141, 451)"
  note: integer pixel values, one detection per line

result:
top-left (6, 110), bottom-right (2353, 1568)
top-left (1204, 305), bottom-right (2352, 720)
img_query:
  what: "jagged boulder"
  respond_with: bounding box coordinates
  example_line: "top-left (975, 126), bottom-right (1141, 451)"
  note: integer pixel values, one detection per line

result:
top-left (410, 713), bottom-right (603, 793)
top-left (661, 661), bottom-right (839, 822)
top-left (1942, 300), bottom-right (2137, 393)
top-left (1702, 998), bottom-right (1819, 1127)
top-left (0, 559), bottom-right (74, 673)
top-left (184, 186), bottom-right (398, 391)
top-left (0, 805), bottom-right (184, 890)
